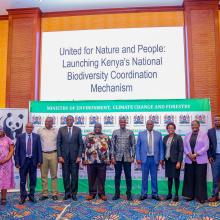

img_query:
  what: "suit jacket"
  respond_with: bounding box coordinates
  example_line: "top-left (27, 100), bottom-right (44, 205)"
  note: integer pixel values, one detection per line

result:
top-left (57, 125), bottom-right (83, 162)
top-left (163, 133), bottom-right (183, 163)
top-left (14, 132), bottom-right (43, 167)
top-left (184, 130), bottom-right (209, 164)
top-left (136, 130), bottom-right (164, 164)
top-left (207, 127), bottom-right (219, 159)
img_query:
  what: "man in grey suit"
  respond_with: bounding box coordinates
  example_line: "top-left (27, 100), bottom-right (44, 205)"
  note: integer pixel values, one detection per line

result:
top-left (57, 115), bottom-right (83, 201)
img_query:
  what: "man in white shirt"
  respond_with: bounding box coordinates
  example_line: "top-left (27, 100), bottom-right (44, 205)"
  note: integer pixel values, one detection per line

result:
top-left (38, 117), bottom-right (58, 201)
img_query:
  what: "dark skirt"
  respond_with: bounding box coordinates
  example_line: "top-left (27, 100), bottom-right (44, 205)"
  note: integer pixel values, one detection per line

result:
top-left (165, 159), bottom-right (180, 178)
top-left (182, 162), bottom-right (207, 201)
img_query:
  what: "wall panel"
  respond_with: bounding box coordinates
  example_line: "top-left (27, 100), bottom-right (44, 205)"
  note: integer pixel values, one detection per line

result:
top-left (42, 11), bottom-right (184, 32)
top-left (0, 19), bottom-right (8, 107)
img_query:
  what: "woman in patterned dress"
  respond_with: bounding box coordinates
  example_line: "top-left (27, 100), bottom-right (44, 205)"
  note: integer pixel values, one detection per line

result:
top-left (0, 126), bottom-right (15, 205)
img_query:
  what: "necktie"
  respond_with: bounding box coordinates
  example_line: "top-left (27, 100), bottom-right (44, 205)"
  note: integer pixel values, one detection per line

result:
top-left (27, 134), bottom-right (32, 157)
top-left (68, 127), bottom-right (72, 141)
top-left (148, 132), bottom-right (153, 155)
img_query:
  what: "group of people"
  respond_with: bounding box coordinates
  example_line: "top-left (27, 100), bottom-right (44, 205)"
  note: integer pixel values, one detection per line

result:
top-left (0, 114), bottom-right (220, 205)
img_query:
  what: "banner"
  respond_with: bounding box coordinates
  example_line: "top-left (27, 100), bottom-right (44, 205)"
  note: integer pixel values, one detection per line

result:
top-left (29, 99), bottom-right (212, 194)
top-left (0, 108), bottom-right (28, 191)
top-left (41, 27), bottom-right (186, 101)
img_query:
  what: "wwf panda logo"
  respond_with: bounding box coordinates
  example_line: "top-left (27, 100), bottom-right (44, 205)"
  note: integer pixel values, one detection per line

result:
top-left (3, 112), bottom-right (24, 140)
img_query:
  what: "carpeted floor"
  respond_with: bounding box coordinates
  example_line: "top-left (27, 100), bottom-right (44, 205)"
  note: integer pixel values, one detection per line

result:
top-left (0, 193), bottom-right (220, 220)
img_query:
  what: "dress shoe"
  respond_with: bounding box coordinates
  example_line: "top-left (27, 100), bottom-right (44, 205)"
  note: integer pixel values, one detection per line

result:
top-left (63, 194), bottom-right (71, 200)
top-left (186, 197), bottom-right (194, 202)
top-left (72, 195), bottom-right (77, 201)
top-left (152, 195), bottom-right (161, 201)
top-left (139, 195), bottom-right (148, 201)
top-left (86, 195), bottom-right (95, 201)
top-left (52, 195), bottom-right (58, 201)
top-left (165, 194), bottom-right (172, 200)
top-left (99, 195), bottom-right (107, 201)
top-left (208, 196), bottom-right (219, 202)
top-left (29, 197), bottom-right (37, 203)
top-left (199, 200), bottom-right (205, 204)
top-left (19, 198), bottom-right (26, 205)
top-left (39, 196), bottom-right (48, 201)
top-left (173, 196), bottom-right (179, 202)
top-left (112, 195), bottom-right (120, 200)
top-left (127, 195), bottom-right (133, 201)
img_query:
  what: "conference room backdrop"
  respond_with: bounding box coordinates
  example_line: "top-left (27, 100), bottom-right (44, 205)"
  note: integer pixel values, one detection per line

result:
top-left (30, 99), bottom-right (212, 194)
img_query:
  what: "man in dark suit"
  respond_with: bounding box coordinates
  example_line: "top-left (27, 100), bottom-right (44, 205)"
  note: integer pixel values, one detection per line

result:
top-left (57, 115), bottom-right (83, 201)
top-left (15, 122), bottom-right (43, 204)
top-left (208, 115), bottom-right (220, 202)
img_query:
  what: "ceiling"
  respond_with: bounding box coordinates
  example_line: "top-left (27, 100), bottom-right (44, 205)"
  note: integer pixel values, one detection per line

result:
top-left (0, 0), bottom-right (184, 15)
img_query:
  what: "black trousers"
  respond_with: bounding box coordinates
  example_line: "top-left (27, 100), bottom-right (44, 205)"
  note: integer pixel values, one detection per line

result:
top-left (114, 159), bottom-right (132, 196)
top-left (182, 162), bottom-right (207, 201)
top-left (62, 161), bottom-right (79, 196)
top-left (19, 158), bottom-right (37, 199)
top-left (87, 163), bottom-right (106, 196)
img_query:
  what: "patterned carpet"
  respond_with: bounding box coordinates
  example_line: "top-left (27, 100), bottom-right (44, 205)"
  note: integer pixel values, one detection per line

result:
top-left (0, 193), bottom-right (220, 220)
